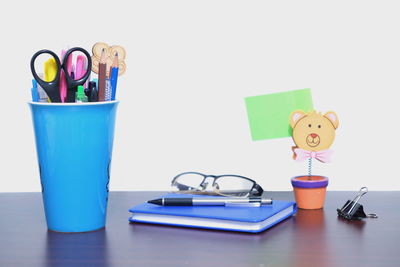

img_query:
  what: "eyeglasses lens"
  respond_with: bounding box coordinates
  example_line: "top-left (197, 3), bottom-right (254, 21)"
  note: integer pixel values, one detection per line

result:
top-left (214, 176), bottom-right (254, 197)
top-left (172, 173), bottom-right (205, 191)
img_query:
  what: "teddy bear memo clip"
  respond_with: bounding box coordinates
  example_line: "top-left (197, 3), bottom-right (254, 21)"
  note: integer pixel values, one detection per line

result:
top-left (289, 110), bottom-right (339, 209)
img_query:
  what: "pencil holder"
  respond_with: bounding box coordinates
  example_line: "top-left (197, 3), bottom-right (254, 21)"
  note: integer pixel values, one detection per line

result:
top-left (29, 101), bottom-right (119, 232)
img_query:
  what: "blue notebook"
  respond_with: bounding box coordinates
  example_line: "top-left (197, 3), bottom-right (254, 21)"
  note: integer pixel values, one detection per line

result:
top-left (129, 194), bottom-right (297, 233)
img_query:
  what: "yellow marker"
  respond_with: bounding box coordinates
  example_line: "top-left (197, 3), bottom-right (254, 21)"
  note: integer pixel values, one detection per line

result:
top-left (43, 58), bottom-right (56, 102)
top-left (44, 58), bottom-right (57, 82)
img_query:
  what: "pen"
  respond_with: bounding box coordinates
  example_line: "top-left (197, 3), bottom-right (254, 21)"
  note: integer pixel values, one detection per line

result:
top-left (71, 64), bottom-right (75, 80)
top-left (148, 197), bottom-right (273, 206)
top-left (37, 74), bottom-right (49, 102)
top-left (84, 86), bottom-right (90, 98)
top-left (105, 78), bottom-right (112, 101)
top-left (75, 55), bottom-right (86, 79)
top-left (89, 81), bottom-right (98, 102)
top-left (31, 79), bottom-right (39, 102)
top-left (60, 50), bottom-right (68, 103)
top-left (98, 48), bottom-right (107, 101)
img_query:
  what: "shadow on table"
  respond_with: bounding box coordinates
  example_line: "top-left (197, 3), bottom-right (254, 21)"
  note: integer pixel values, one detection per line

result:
top-left (336, 216), bottom-right (366, 230)
top-left (128, 215), bottom-right (297, 266)
top-left (45, 228), bottom-right (110, 267)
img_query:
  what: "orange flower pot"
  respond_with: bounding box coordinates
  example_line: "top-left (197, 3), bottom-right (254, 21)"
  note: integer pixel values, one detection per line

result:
top-left (291, 175), bottom-right (329, 210)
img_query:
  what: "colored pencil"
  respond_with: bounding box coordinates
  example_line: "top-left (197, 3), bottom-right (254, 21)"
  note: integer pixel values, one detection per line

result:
top-left (110, 52), bottom-right (119, 100)
top-left (98, 48), bottom-right (107, 101)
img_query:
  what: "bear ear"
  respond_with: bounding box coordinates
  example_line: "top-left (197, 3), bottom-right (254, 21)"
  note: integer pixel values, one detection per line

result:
top-left (289, 110), bottom-right (307, 128)
top-left (324, 111), bottom-right (339, 129)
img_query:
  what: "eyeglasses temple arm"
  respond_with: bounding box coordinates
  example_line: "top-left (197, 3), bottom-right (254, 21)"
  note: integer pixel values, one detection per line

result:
top-left (252, 184), bottom-right (264, 196)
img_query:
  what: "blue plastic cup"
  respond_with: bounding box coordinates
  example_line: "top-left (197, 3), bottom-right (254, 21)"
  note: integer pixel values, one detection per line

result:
top-left (29, 101), bottom-right (119, 232)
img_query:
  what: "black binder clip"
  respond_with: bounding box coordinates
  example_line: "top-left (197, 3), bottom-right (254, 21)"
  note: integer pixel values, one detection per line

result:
top-left (337, 187), bottom-right (378, 220)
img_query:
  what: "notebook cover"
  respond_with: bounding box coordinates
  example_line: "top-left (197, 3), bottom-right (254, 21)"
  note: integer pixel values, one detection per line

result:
top-left (129, 194), bottom-right (297, 233)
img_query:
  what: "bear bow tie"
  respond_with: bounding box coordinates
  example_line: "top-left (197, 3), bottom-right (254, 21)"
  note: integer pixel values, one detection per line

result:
top-left (294, 148), bottom-right (333, 163)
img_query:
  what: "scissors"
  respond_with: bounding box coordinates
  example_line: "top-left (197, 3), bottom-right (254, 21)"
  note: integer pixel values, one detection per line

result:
top-left (30, 47), bottom-right (92, 103)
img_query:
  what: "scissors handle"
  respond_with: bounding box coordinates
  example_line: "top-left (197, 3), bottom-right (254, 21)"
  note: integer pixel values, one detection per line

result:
top-left (30, 50), bottom-right (62, 102)
top-left (63, 47), bottom-right (92, 102)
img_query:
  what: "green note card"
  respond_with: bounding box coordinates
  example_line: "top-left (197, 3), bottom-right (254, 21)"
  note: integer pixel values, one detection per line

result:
top-left (245, 88), bottom-right (314, 141)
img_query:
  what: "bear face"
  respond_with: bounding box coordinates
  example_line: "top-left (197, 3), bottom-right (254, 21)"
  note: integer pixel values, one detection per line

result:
top-left (290, 110), bottom-right (339, 151)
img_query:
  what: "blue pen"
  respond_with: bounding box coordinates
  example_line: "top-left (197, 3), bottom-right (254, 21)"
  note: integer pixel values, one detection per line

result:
top-left (110, 53), bottom-right (119, 100)
top-left (110, 68), bottom-right (118, 100)
top-left (105, 78), bottom-right (112, 101)
top-left (31, 79), bottom-right (39, 102)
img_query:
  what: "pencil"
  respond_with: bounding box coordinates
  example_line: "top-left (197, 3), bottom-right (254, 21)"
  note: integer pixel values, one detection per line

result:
top-left (110, 52), bottom-right (119, 101)
top-left (98, 48), bottom-right (107, 101)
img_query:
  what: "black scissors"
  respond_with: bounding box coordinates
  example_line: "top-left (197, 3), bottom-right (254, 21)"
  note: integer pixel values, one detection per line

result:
top-left (30, 47), bottom-right (92, 103)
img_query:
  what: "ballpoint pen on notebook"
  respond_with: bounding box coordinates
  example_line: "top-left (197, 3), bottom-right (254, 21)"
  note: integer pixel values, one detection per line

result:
top-left (147, 196), bottom-right (273, 206)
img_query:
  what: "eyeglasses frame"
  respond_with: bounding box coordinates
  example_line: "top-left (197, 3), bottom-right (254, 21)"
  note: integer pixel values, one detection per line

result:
top-left (171, 171), bottom-right (264, 196)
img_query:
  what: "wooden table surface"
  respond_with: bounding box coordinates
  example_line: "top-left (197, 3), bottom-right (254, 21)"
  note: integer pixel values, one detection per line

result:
top-left (0, 191), bottom-right (399, 267)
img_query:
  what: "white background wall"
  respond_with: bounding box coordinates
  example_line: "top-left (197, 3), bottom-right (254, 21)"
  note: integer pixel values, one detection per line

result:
top-left (1, 0), bottom-right (399, 192)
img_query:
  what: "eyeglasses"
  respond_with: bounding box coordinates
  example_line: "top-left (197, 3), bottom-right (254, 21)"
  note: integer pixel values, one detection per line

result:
top-left (171, 172), bottom-right (264, 197)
